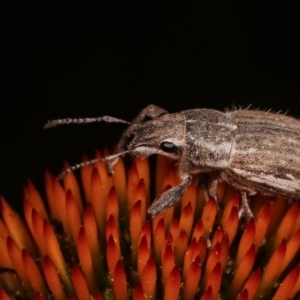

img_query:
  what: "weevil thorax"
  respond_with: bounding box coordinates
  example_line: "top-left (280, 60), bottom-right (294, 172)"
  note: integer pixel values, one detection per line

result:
top-left (126, 113), bottom-right (186, 160)
top-left (181, 109), bottom-right (236, 173)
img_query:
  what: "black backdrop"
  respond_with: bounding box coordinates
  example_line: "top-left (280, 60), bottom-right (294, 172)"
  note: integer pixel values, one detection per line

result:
top-left (1, 2), bottom-right (300, 212)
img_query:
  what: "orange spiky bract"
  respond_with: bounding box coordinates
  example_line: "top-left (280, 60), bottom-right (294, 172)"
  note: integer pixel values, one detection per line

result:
top-left (0, 152), bottom-right (300, 299)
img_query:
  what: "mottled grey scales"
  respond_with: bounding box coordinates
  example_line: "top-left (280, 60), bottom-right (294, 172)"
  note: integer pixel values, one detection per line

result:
top-left (45, 104), bottom-right (300, 218)
top-left (227, 109), bottom-right (300, 197)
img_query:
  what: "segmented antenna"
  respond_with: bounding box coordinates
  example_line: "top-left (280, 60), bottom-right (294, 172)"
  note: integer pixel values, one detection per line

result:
top-left (44, 116), bottom-right (130, 129)
top-left (57, 158), bottom-right (103, 180)
top-left (57, 150), bottom-right (132, 180)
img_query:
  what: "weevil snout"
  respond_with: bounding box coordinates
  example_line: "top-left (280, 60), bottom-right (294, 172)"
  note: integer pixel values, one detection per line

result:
top-left (119, 116), bottom-right (186, 161)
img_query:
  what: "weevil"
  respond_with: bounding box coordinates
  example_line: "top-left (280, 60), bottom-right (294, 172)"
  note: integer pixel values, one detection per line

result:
top-left (45, 104), bottom-right (300, 219)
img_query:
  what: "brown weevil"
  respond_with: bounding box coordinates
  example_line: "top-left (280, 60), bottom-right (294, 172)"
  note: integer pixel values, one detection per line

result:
top-left (45, 104), bottom-right (300, 219)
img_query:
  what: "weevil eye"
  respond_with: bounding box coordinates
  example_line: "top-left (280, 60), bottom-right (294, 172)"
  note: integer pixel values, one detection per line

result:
top-left (160, 141), bottom-right (178, 153)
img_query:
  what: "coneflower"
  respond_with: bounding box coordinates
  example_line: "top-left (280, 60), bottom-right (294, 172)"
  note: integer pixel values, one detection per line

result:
top-left (0, 150), bottom-right (300, 299)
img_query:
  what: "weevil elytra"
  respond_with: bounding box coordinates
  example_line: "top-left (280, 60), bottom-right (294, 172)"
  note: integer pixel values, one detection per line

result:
top-left (45, 104), bottom-right (300, 219)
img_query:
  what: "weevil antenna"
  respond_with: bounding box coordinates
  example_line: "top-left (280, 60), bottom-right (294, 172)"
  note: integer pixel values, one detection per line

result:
top-left (57, 150), bottom-right (132, 180)
top-left (44, 116), bottom-right (131, 129)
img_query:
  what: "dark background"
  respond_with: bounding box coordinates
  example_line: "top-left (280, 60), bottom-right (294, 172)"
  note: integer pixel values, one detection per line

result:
top-left (1, 2), bottom-right (300, 212)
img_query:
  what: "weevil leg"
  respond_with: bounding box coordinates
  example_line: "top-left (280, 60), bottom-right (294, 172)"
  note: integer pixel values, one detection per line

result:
top-left (106, 157), bottom-right (119, 176)
top-left (130, 104), bottom-right (169, 124)
top-left (240, 191), bottom-right (254, 222)
top-left (220, 171), bottom-right (255, 221)
top-left (197, 173), bottom-right (210, 202)
top-left (209, 177), bottom-right (219, 202)
top-left (107, 105), bottom-right (168, 175)
top-left (148, 175), bottom-right (192, 217)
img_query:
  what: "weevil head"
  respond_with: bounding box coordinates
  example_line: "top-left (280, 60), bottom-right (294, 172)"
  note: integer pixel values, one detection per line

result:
top-left (125, 113), bottom-right (186, 160)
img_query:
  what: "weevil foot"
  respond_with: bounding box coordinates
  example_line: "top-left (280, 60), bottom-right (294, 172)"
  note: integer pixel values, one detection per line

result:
top-left (209, 177), bottom-right (219, 203)
top-left (105, 157), bottom-right (119, 176)
top-left (148, 175), bottom-right (192, 217)
top-left (106, 161), bottom-right (114, 176)
top-left (240, 191), bottom-right (254, 222)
